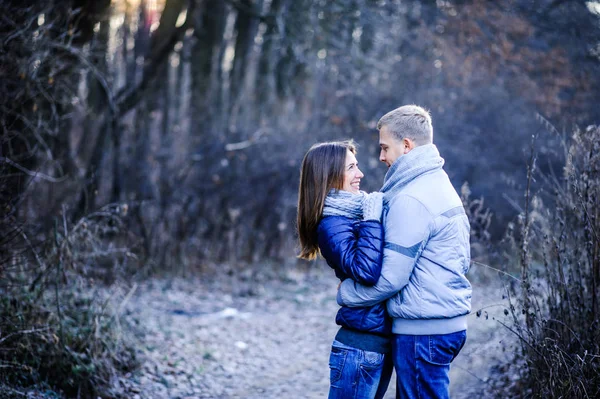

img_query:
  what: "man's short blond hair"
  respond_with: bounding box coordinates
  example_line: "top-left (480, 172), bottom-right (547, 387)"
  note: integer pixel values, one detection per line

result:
top-left (376, 105), bottom-right (433, 145)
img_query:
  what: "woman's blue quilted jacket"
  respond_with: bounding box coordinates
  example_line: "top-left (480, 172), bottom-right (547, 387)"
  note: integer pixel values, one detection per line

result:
top-left (317, 215), bottom-right (391, 335)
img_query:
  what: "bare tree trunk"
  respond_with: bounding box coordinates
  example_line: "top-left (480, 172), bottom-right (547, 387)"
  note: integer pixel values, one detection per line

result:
top-left (360, 0), bottom-right (376, 54)
top-left (174, 36), bottom-right (188, 123)
top-left (111, 123), bottom-right (122, 202)
top-left (255, 0), bottom-right (288, 122)
top-left (157, 60), bottom-right (172, 210)
top-left (112, 5), bottom-right (134, 203)
top-left (229, 0), bottom-right (263, 122)
top-left (131, 101), bottom-right (154, 201)
top-left (186, 1), bottom-right (228, 262)
top-left (135, 0), bottom-right (151, 82)
top-left (275, 0), bottom-right (309, 99)
top-left (75, 19), bottom-right (111, 216)
top-left (190, 0), bottom-right (227, 136)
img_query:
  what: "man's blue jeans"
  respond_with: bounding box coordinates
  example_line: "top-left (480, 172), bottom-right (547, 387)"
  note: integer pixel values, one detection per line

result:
top-left (393, 330), bottom-right (467, 399)
top-left (328, 340), bottom-right (393, 399)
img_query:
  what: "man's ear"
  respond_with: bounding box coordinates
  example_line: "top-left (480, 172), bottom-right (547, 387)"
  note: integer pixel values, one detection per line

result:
top-left (403, 138), bottom-right (415, 154)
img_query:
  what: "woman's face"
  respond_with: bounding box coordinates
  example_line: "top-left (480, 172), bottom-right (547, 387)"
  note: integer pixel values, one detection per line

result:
top-left (342, 150), bottom-right (364, 194)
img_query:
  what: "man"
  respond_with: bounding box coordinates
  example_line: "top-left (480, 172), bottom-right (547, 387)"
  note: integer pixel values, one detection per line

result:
top-left (337, 105), bottom-right (472, 399)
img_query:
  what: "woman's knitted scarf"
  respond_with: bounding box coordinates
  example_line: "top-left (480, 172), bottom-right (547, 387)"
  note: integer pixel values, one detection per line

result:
top-left (381, 144), bottom-right (445, 203)
top-left (322, 189), bottom-right (366, 219)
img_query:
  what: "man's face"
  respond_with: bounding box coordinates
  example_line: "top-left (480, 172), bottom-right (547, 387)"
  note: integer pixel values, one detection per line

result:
top-left (379, 126), bottom-right (405, 168)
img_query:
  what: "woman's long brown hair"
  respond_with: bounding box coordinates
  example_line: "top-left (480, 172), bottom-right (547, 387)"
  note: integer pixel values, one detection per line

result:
top-left (297, 140), bottom-right (356, 260)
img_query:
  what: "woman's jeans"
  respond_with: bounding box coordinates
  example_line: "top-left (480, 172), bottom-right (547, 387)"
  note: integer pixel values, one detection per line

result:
top-left (393, 330), bottom-right (467, 399)
top-left (328, 340), bottom-right (393, 399)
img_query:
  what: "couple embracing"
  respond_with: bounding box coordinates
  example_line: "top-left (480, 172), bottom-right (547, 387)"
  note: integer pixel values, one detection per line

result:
top-left (297, 105), bottom-right (472, 399)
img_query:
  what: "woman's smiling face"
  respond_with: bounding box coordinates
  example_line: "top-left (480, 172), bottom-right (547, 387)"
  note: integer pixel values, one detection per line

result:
top-left (342, 150), bottom-right (364, 194)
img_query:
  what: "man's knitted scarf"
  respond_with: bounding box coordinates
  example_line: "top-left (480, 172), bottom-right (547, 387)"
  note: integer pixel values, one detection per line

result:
top-left (322, 189), bottom-right (366, 219)
top-left (381, 144), bottom-right (445, 204)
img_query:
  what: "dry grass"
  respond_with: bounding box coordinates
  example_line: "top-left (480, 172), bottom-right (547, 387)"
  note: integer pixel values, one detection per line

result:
top-left (0, 204), bottom-right (139, 398)
top-left (491, 125), bottom-right (600, 398)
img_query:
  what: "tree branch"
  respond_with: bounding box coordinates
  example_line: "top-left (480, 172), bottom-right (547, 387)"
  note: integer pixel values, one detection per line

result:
top-left (115, 0), bottom-right (194, 118)
top-left (0, 157), bottom-right (67, 183)
top-left (49, 42), bottom-right (117, 118)
top-left (0, 326), bottom-right (50, 345)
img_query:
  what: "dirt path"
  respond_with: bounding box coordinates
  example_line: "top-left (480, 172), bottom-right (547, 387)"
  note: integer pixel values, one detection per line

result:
top-left (119, 263), bottom-right (514, 398)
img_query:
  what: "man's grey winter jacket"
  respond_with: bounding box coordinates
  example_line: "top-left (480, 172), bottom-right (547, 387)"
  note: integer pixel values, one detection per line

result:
top-left (337, 146), bottom-right (472, 335)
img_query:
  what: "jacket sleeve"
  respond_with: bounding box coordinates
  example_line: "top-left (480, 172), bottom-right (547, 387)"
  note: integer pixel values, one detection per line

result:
top-left (337, 194), bottom-right (432, 307)
top-left (318, 217), bottom-right (384, 286)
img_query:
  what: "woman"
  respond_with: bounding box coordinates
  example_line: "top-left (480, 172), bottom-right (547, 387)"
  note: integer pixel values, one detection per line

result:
top-left (297, 140), bottom-right (392, 399)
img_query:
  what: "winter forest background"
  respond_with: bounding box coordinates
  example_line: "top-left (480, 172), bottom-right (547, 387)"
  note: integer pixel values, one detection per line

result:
top-left (1, 0), bottom-right (599, 397)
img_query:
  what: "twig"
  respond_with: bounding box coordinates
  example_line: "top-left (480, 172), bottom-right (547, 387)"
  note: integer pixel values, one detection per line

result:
top-left (451, 363), bottom-right (492, 386)
top-left (107, 283), bottom-right (139, 334)
top-left (62, 204), bottom-right (69, 239)
top-left (574, 182), bottom-right (600, 244)
top-left (496, 318), bottom-right (544, 358)
top-left (0, 326), bottom-right (50, 345)
top-left (535, 112), bottom-right (561, 137)
top-left (22, 228), bottom-right (49, 292)
top-left (2, 10), bottom-right (38, 46)
top-left (521, 130), bottom-right (540, 329)
top-left (0, 382), bottom-right (27, 396)
top-left (471, 260), bottom-right (522, 282)
top-left (73, 248), bottom-right (135, 259)
top-left (49, 42), bottom-right (117, 117)
top-left (224, 128), bottom-right (269, 151)
top-left (0, 157), bottom-right (67, 183)
top-left (502, 193), bottom-right (524, 213)
top-left (469, 303), bottom-right (510, 317)
top-left (54, 220), bottom-right (65, 347)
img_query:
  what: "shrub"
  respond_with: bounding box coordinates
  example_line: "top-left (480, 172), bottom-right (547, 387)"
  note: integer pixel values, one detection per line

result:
top-left (461, 181), bottom-right (493, 264)
top-left (496, 125), bottom-right (600, 398)
top-left (0, 205), bottom-right (139, 398)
